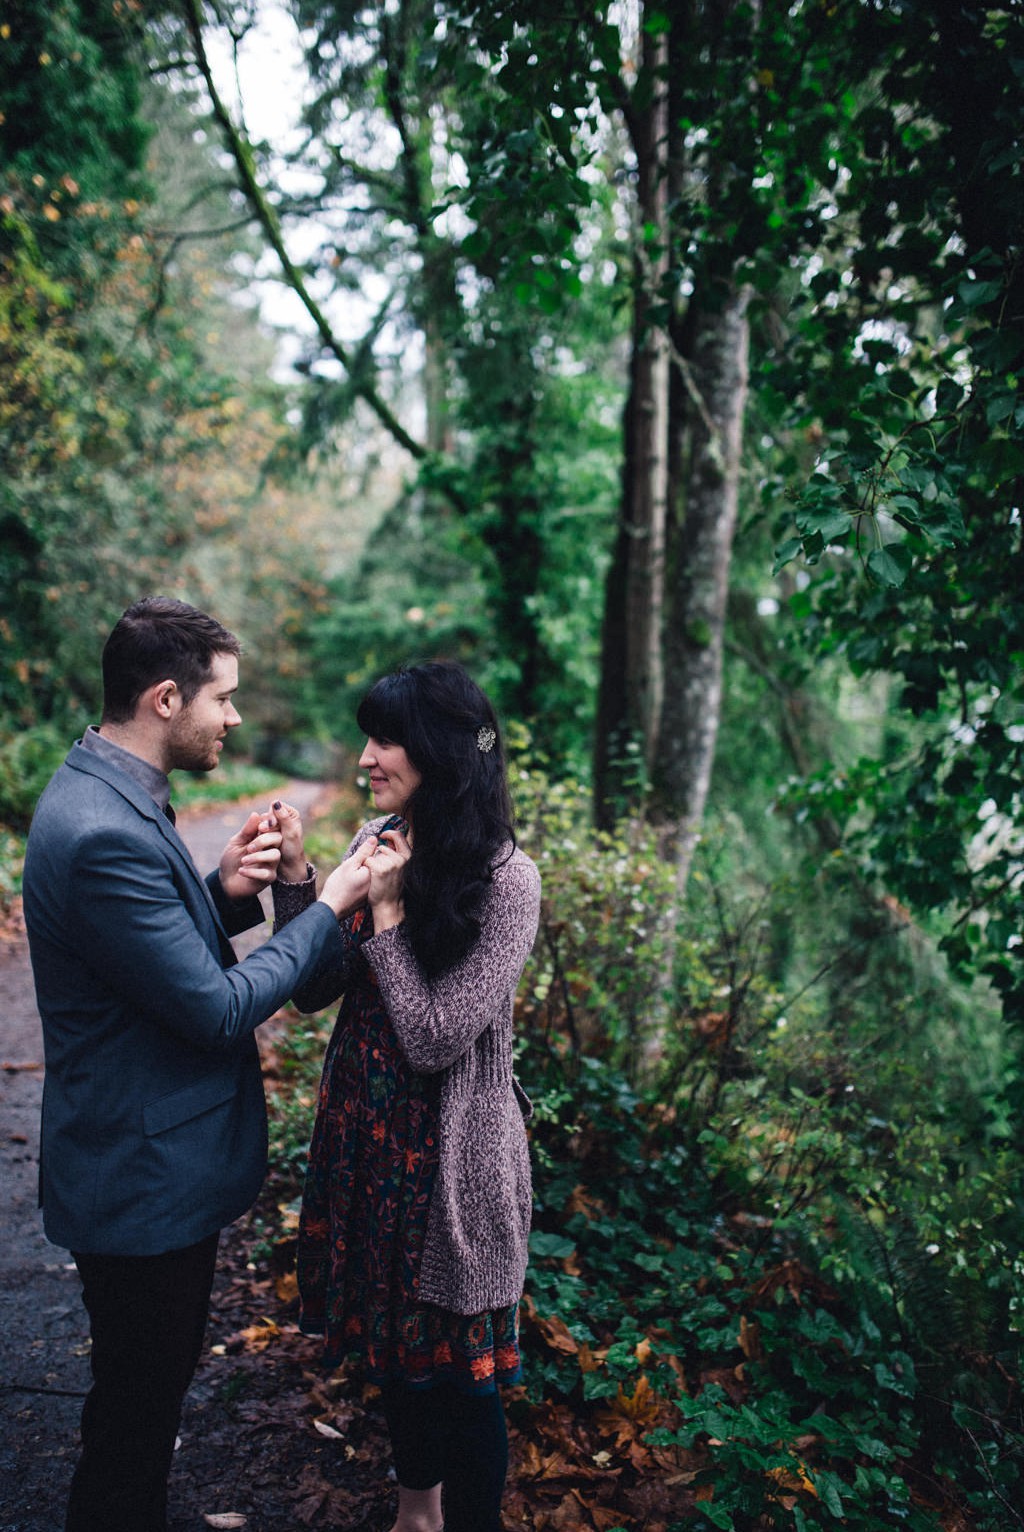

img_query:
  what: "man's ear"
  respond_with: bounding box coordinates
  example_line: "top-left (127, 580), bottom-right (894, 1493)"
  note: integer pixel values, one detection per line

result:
top-left (145, 679), bottom-right (181, 720)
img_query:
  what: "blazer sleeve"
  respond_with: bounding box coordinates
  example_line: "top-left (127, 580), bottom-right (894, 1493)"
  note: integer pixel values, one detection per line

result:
top-left (207, 869), bottom-right (267, 937)
top-left (363, 855), bottom-right (541, 1074)
top-left (69, 820), bottom-right (346, 1053)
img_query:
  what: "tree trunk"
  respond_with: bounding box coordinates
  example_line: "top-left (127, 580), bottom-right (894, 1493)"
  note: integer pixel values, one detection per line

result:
top-left (593, 13), bottom-right (670, 825)
top-left (654, 280), bottom-right (751, 891)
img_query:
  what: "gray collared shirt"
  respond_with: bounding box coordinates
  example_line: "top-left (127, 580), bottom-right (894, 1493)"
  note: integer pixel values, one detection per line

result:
top-left (79, 725), bottom-right (173, 816)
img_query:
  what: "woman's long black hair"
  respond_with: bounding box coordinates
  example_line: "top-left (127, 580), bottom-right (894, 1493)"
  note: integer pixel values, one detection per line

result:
top-left (356, 662), bottom-right (515, 978)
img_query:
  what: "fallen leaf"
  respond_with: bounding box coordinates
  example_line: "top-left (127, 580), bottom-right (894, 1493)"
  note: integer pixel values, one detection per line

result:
top-left (313, 1419), bottom-right (344, 1439)
top-left (521, 1296), bottom-right (579, 1357)
top-left (768, 1458), bottom-right (818, 1497)
top-left (565, 1184), bottom-right (608, 1221)
top-left (202, 1515), bottom-right (247, 1529)
top-left (230, 1318), bottom-right (281, 1353)
top-left (275, 1271), bottom-right (299, 1303)
top-left (577, 1341), bottom-right (605, 1373)
top-left (738, 1315), bottom-right (763, 1361)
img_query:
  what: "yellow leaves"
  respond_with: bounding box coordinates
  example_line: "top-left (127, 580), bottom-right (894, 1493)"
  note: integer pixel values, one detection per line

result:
top-left (768, 1456), bottom-right (818, 1498)
top-left (594, 1375), bottom-right (663, 1448)
top-left (42, 205), bottom-right (61, 222)
top-left (274, 1271), bottom-right (299, 1303)
top-left (216, 1317), bottom-right (283, 1354)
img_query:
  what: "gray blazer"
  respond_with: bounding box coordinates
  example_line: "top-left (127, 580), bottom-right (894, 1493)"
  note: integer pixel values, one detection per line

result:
top-left (23, 743), bottom-right (344, 1256)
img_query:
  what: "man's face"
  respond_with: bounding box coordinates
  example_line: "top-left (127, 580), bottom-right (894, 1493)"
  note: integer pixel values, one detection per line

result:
top-left (166, 652), bottom-right (242, 773)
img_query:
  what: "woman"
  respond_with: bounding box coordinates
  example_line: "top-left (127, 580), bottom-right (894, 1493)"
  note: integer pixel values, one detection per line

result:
top-left (269, 662), bottom-right (541, 1532)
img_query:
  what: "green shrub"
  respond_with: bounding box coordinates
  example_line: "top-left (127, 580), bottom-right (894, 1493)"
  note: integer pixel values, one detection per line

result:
top-left (0, 724), bottom-right (67, 828)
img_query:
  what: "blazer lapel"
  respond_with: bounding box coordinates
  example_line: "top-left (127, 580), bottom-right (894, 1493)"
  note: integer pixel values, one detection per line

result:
top-left (65, 744), bottom-right (233, 947)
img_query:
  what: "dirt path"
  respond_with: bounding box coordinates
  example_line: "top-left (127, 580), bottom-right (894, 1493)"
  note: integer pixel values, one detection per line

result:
top-left (0, 780), bottom-right (343, 1532)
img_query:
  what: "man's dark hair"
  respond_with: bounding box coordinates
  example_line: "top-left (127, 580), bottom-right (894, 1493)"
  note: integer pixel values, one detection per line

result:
top-left (101, 597), bottom-right (241, 724)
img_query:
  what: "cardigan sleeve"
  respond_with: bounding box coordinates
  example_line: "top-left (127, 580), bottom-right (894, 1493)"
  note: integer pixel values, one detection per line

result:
top-left (363, 852), bottom-right (541, 1074)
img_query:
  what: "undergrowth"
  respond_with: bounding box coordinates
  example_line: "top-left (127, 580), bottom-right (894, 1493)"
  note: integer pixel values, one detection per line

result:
top-left (258, 758), bottom-right (1024, 1532)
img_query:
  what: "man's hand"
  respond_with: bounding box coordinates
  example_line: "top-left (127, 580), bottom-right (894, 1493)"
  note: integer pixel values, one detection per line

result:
top-left (218, 810), bottom-right (282, 901)
top-left (318, 837), bottom-right (377, 917)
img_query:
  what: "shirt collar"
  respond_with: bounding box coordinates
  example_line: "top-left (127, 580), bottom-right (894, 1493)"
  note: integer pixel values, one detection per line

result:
top-left (80, 725), bottom-right (173, 815)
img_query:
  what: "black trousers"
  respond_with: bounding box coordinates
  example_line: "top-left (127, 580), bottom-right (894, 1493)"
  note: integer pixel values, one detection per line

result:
top-left (382, 1380), bottom-right (509, 1532)
top-left (66, 1232), bottom-right (220, 1532)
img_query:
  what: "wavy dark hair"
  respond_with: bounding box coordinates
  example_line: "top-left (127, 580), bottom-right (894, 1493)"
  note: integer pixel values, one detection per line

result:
top-left (356, 662), bottom-right (515, 977)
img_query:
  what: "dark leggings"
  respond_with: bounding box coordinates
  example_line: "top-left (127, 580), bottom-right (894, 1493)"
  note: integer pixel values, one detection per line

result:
top-left (382, 1381), bottom-right (509, 1532)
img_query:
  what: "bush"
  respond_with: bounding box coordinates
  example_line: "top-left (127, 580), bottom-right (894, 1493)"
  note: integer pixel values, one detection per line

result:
top-left (0, 724), bottom-right (66, 829)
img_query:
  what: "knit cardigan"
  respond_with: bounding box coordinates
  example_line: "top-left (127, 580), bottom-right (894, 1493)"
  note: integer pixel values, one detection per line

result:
top-left (272, 817), bottom-right (542, 1316)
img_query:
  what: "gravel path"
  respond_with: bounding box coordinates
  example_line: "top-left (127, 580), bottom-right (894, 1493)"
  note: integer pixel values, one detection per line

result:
top-left (0, 781), bottom-right (328, 1532)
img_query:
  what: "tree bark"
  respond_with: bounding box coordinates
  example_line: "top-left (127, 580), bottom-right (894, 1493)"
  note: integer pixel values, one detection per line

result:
top-left (655, 280), bottom-right (751, 892)
top-left (594, 11), bottom-right (670, 824)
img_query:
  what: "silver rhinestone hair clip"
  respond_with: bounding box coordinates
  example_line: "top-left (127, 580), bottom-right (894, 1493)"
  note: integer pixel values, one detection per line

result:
top-left (476, 725), bottom-right (496, 753)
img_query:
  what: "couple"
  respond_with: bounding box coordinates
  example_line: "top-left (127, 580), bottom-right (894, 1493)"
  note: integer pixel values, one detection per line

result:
top-left (23, 597), bottom-right (541, 1532)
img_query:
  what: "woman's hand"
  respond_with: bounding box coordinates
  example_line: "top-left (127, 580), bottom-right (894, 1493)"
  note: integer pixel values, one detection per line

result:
top-left (219, 810), bottom-right (282, 899)
top-left (367, 827), bottom-right (411, 933)
top-left (258, 800), bottom-right (308, 883)
top-left (319, 836), bottom-right (378, 917)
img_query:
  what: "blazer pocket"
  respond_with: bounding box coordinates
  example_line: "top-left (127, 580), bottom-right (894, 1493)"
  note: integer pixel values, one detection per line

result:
top-left (142, 1074), bottom-right (237, 1137)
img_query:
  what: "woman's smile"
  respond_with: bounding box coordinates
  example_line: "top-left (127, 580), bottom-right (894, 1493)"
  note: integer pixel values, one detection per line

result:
top-left (359, 736), bottom-right (422, 813)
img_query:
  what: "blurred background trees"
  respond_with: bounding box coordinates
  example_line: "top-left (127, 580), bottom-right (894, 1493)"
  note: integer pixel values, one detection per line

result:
top-left (2, 3), bottom-right (1022, 1521)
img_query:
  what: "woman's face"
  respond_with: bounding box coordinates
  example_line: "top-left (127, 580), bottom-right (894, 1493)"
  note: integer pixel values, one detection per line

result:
top-left (359, 735), bottom-right (423, 815)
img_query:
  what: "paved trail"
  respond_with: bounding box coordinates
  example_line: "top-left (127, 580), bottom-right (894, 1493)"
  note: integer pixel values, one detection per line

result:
top-left (0, 781), bottom-right (327, 1532)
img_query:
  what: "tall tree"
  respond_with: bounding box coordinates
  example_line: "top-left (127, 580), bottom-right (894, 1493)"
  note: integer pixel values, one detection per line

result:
top-left (772, 0), bottom-right (1024, 1049)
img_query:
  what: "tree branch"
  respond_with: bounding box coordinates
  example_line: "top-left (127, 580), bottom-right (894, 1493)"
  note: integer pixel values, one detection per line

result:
top-left (179, 0), bottom-right (426, 461)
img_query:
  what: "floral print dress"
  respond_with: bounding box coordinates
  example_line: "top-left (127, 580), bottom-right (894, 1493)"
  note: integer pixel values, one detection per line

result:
top-left (294, 821), bottom-right (522, 1395)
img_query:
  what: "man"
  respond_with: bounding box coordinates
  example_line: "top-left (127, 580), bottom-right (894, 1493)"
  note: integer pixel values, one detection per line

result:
top-left (22, 596), bottom-right (375, 1532)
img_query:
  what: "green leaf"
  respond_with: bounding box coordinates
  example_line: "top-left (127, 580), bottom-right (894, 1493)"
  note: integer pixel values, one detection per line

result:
top-left (795, 507), bottom-right (851, 542)
top-left (866, 544), bottom-right (911, 586)
top-left (772, 537), bottom-right (803, 573)
top-left (957, 278), bottom-right (1003, 308)
top-left (529, 1231), bottom-right (577, 1259)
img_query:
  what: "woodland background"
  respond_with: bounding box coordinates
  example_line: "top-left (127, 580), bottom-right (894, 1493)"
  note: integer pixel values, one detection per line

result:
top-left (2, 1), bottom-right (1023, 1528)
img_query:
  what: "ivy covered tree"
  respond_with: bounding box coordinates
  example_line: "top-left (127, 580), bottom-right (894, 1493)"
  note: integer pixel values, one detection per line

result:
top-left (767, 0), bottom-right (1024, 1054)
